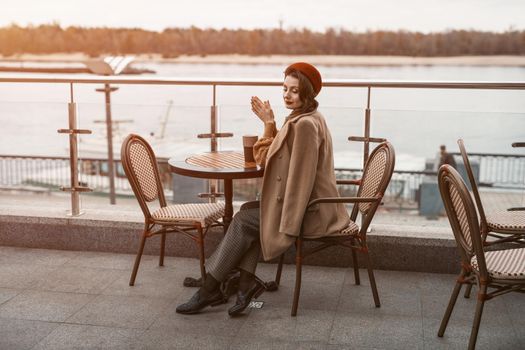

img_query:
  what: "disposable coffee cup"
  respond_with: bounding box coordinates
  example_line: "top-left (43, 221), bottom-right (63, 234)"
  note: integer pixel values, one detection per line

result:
top-left (243, 135), bottom-right (258, 163)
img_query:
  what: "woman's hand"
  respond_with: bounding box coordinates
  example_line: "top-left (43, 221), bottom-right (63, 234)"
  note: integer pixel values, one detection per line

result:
top-left (251, 96), bottom-right (275, 124)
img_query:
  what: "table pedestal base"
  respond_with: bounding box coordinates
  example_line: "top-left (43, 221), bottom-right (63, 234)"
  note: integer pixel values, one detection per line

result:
top-left (222, 179), bottom-right (233, 233)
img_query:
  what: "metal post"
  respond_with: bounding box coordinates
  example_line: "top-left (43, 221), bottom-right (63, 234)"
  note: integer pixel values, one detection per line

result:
top-left (68, 101), bottom-right (81, 215)
top-left (211, 84), bottom-right (218, 152)
top-left (58, 83), bottom-right (92, 216)
top-left (96, 83), bottom-right (118, 204)
top-left (209, 85), bottom-right (218, 203)
top-left (348, 87), bottom-right (385, 166)
top-left (196, 84), bottom-right (232, 203)
top-left (363, 87), bottom-right (372, 168)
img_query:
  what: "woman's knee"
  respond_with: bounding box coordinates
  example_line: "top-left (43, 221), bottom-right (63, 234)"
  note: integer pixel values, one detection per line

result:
top-left (233, 207), bottom-right (256, 223)
top-left (229, 208), bottom-right (259, 234)
top-left (239, 200), bottom-right (260, 211)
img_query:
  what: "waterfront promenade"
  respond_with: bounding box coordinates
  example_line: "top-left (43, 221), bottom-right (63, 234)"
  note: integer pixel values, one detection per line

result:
top-left (0, 246), bottom-right (524, 349)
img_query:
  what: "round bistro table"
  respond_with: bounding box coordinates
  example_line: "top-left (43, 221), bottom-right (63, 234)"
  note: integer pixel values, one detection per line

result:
top-left (168, 151), bottom-right (264, 232)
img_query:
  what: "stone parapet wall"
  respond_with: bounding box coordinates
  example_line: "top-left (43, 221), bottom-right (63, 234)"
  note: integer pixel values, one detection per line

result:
top-left (0, 210), bottom-right (460, 274)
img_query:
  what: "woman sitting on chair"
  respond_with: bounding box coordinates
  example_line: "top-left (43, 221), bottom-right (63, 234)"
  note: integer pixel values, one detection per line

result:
top-left (176, 62), bottom-right (350, 316)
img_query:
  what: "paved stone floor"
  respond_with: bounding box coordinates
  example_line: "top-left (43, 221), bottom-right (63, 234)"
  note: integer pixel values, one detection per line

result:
top-left (0, 246), bottom-right (523, 349)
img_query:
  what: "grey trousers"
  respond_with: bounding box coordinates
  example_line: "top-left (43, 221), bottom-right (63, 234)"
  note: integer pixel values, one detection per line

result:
top-left (205, 203), bottom-right (261, 282)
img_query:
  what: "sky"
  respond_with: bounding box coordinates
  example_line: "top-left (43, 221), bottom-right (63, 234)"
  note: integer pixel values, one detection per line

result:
top-left (1, 0), bottom-right (524, 33)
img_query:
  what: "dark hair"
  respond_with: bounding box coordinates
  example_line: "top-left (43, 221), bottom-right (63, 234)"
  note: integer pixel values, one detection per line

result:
top-left (284, 68), bottom-right (319, 117)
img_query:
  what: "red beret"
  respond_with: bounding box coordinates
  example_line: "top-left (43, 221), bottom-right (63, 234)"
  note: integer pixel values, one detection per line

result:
top-left (285, 62), bottom-right (322, 96)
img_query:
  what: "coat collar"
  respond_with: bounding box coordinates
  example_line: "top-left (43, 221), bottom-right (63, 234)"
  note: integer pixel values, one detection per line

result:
top-left (285, 109), bottom-right (317, 124)
top-left (266, 110), bottom-right (318, 162)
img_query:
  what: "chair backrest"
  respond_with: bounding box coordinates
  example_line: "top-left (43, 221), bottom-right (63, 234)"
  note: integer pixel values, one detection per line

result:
top-left (121, 134), bottom-right (167, 219)
top-left (457, 139), bottom-right (488, 237)
top-left (354, 142), bottom-right (396, 218)
top-left (438, 165), bottom-right (488, 278)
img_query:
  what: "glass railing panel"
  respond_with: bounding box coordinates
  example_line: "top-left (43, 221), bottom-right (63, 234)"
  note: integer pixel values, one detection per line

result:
top-left (0, 81), bottom-right (523, 230)
top-left (214, 105), bottom-right (525, 228)
top-left (0, 101), bottom-right (70, 157)
top-left (372, 109), bottom-right (525, 169)
top-left (323, 106), bottom-right (367, 169)
top-left (371, 109), bottom-right (525, 226)
top-left (368, 87), bottom-right (525, 114)
top-left (76, 102), bottom-right (213, 159)
top-left (75, 102), bottom-right (217, 210)
top-left (0, 82), bottom-right (70, 106)
top-left (0, 100), bottom-right (70, 195)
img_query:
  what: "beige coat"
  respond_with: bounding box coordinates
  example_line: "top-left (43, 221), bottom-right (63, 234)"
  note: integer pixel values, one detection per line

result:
top-left (254, 110), bottom-right (350, 261)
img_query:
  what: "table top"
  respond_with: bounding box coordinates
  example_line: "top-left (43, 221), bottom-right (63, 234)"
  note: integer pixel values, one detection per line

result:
top-left (168, 151), bottom-right (264, 180)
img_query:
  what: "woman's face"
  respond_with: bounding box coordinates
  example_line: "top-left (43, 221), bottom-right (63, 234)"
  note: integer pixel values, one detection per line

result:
top-left (283, 75), bottom-right (303, 110)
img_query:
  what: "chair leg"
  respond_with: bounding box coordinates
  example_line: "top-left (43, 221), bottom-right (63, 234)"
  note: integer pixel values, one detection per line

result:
top-left (129, 231), bottom-right (148, 286)
top-left (159, 230), bottom-right (166, 267)
top-left (438, 279), bottom-right (463, 337)
top-left (468, 284), bottom-right (487, 350)
top-left (197, 226), bottom-right (206, 281)
top-left (464, 283), bottom-right (473, 299)
top-left (351, 244), bottom-right (360, 285)
top-left (275, 254), bottom-right (285, 286)
top-left (364, 249), bottom-right (380, 307)
top-left (291, 238), bottom-right (303, 317)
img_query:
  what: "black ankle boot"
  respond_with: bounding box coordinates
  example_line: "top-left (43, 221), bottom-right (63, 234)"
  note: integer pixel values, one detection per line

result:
top-left (176, 287), bottom-right (224, 315)
top-left (228, 279), bottom-right (265, 317)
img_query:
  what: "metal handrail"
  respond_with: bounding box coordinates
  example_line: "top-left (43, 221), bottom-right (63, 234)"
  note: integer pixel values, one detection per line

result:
top-left (1, 76), bottom-right (525, 89)
top-left (450, 152), bottom-right (525, 159)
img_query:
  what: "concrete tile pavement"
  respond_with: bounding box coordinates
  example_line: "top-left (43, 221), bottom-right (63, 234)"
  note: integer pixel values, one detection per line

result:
top-left (0, 246), bottom-right (523, 349)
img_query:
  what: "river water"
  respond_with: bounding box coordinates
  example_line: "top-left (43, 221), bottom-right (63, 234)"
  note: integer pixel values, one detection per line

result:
top-left (0, 62), bottom-right (524, 170)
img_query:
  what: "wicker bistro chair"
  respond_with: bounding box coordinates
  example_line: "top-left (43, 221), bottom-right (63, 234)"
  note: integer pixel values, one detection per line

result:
top-left (457, 139), bottom-right (525, 246)
top-left (274, 142), bottom-right (395, 316)
top-left (437, 165), bottom-right (525, 350)
top-left (121, 134), bottom-right (224, 286)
